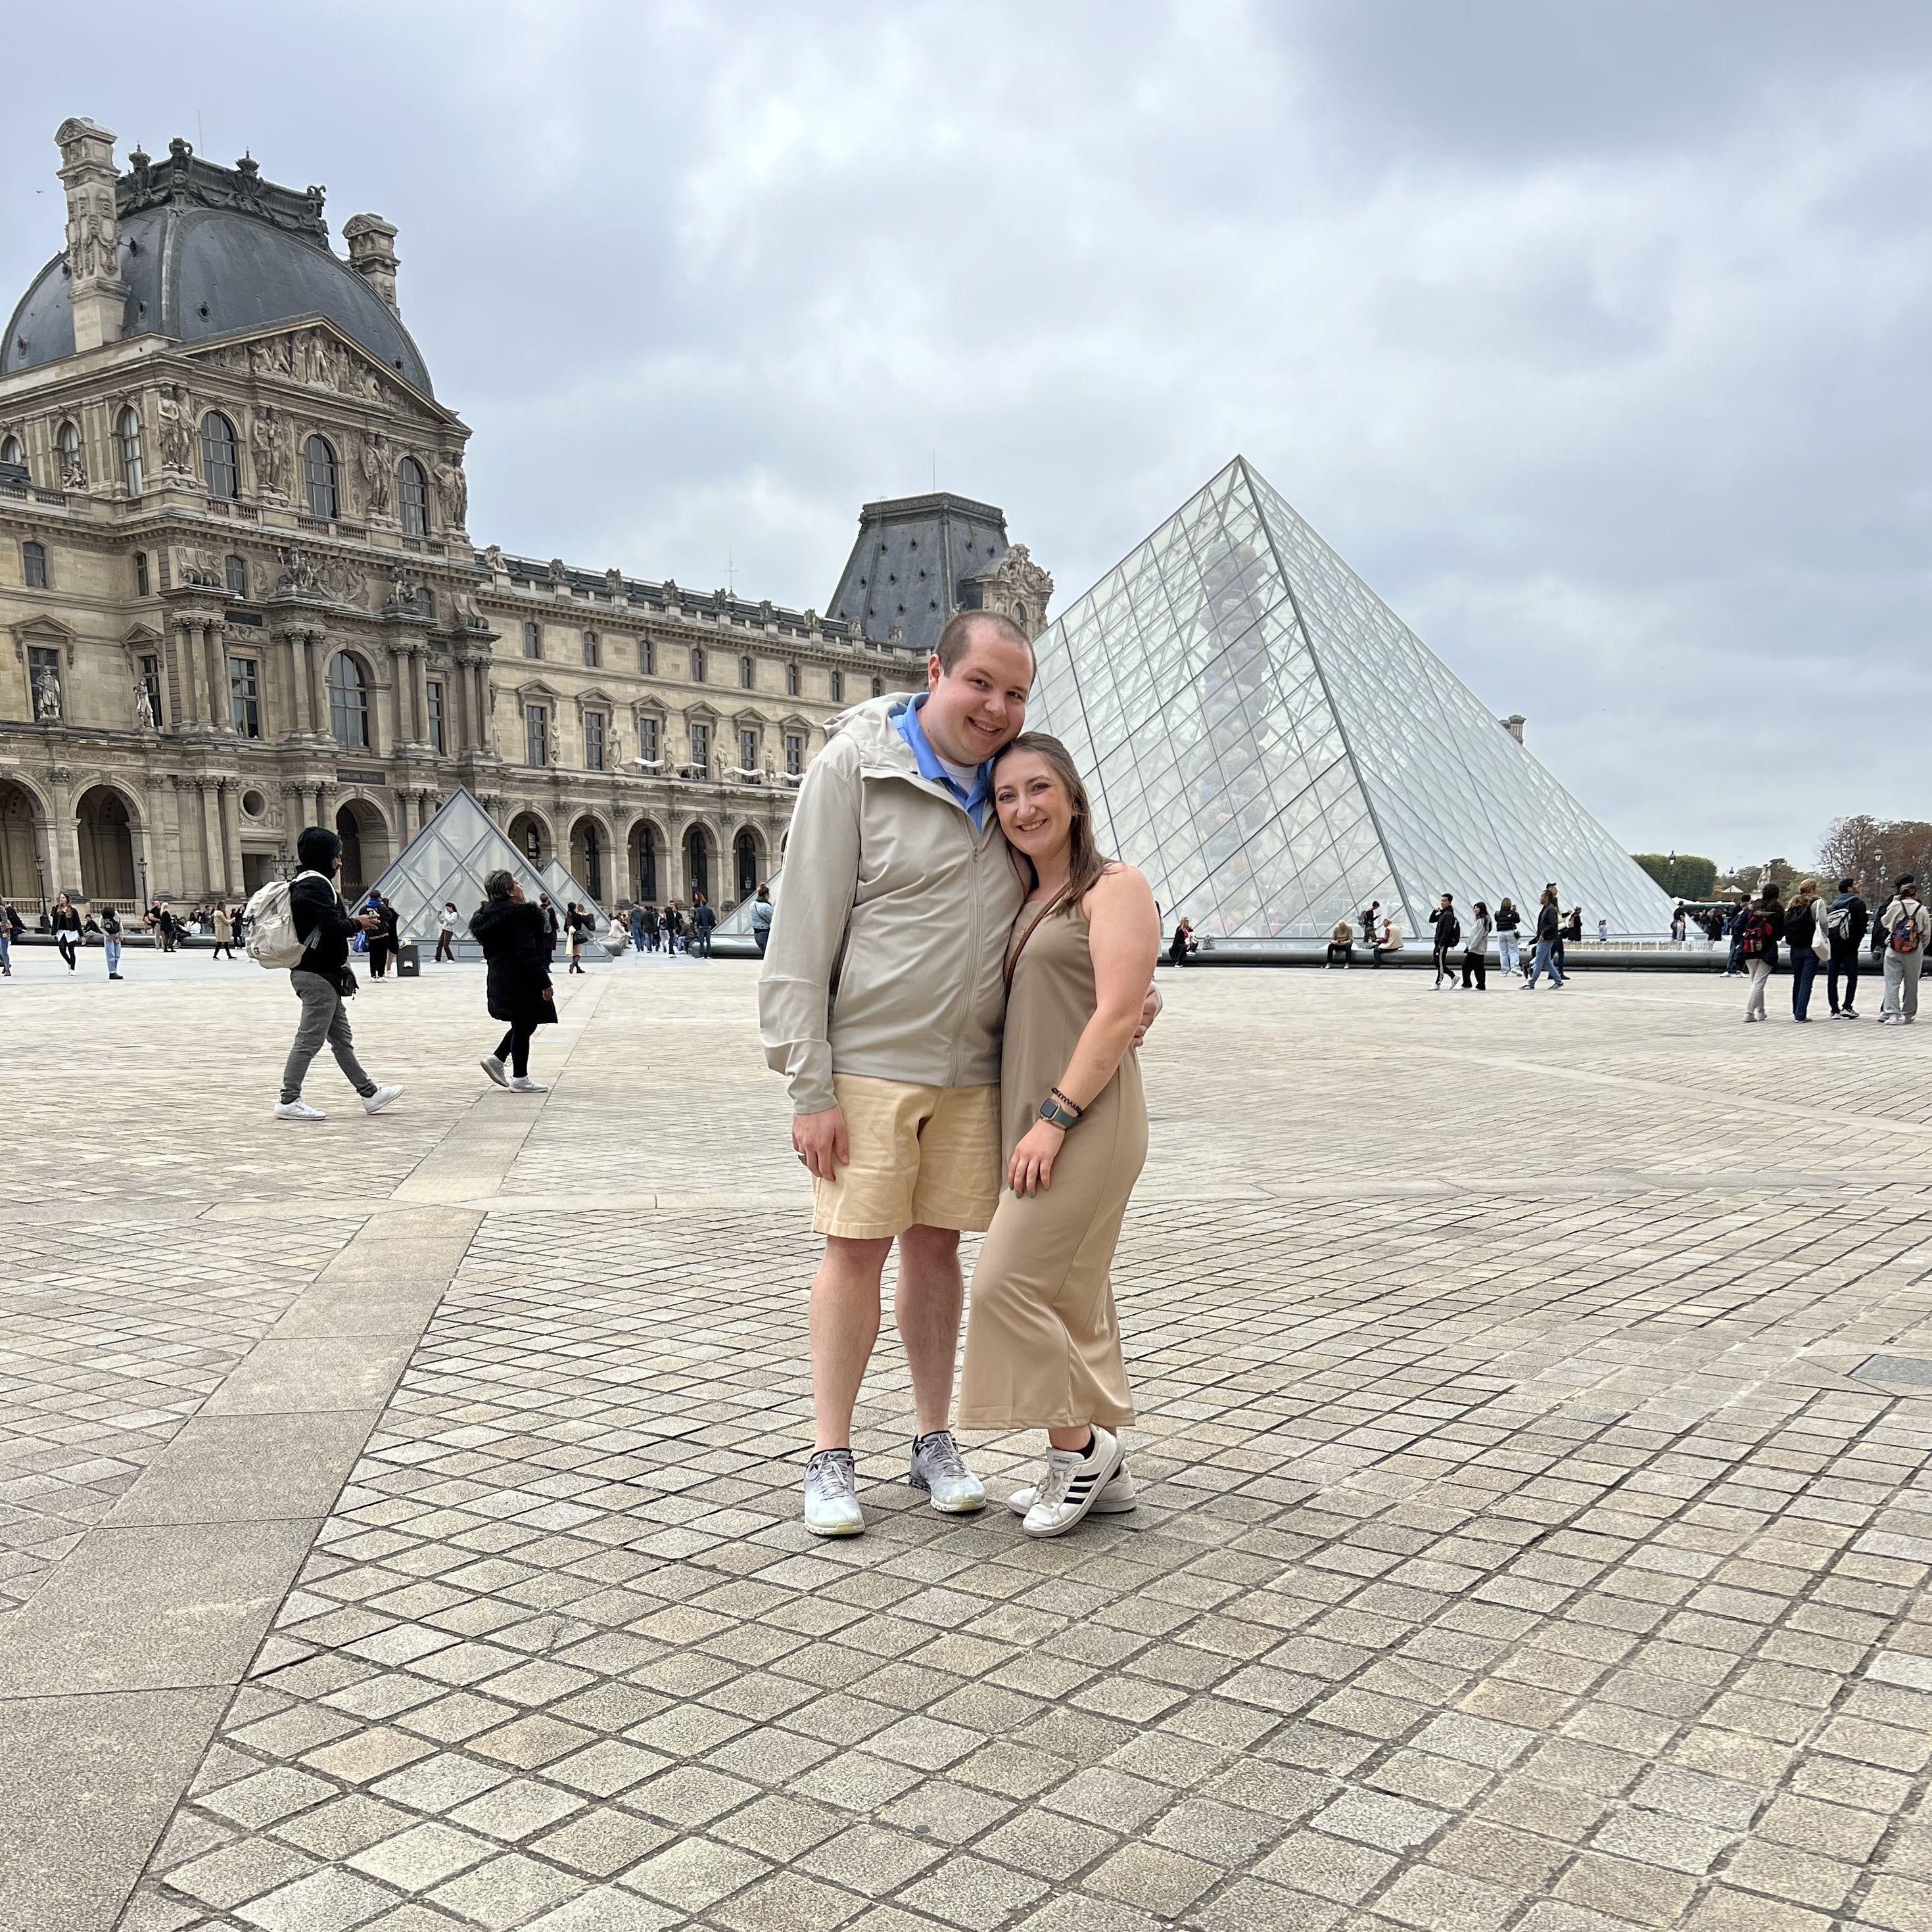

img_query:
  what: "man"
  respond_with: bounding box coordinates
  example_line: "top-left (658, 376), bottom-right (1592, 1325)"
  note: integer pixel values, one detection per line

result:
top-left (761, 610), bottom-right (1154, 1538)
top-left (749, 884), bottom-right (774, 958)
top-left (275, 825), bottom-right (404, 1122)
top-left (1824, 876), bottom-right (1867, 1018)
top-left (1524, 885), bottom-right (1565, 988)
top-left (1875, 874), bottom-right (1930, 1025)
top-left (629, 902), bottom-right (647, 953)
top-left (691, 891), bottom-right (717, 959)
top-left (539, 892), bottom-right (560, 958)
top-left (1428, 893), bottom-right (1460, 987)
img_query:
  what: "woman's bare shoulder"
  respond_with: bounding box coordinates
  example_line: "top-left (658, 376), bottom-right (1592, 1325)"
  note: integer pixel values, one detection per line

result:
top-left (1085, 863), bottom-right (1156, 911)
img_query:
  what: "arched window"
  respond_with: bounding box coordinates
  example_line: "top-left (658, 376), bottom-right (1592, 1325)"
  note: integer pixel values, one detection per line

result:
top-left (397, 457), bottom-right (428, 538)
top-left (740, 655), bottom-right (754, 690)
top-left (117, 407), bottom-right (144, 497)
top-left (0, 434), bottom-right (22, 469)
top-left (200, 413), bottom-right (239, 500)
top-left (327, 651), bottom-right (369, 748)
top-left (523, 621), bottom-right (540, 659)
top-left (690, 645), bottom-right (706, 684)
top-left (830, 670), bottom-right (844, 703)
top-left (583, 632), bottom-right (600, 669)
top-left (302, 435), bottom-right (338, 519)
top-left (786, 663), bottom-right (800, 697)
top-left (736, 831), bottom-right (759, 903)
top-left (224, 554), bottom-right (248, 597)
top-left (871, 676), bottom-right (883, 698)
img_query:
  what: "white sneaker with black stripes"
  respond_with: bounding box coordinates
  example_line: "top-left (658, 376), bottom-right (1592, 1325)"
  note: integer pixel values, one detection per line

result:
top-left (1007, 1460), bottom-right (1137, 1518)
top-left (1020, 1427), bottom-right (1124, 1539)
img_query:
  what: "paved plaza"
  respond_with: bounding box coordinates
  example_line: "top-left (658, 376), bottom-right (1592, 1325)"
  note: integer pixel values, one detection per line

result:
top-left (5, 949), bottom-right (1932, 1932)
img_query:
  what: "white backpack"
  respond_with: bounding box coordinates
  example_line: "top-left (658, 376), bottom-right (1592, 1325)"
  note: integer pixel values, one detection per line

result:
top-left (244, 871), bottom-right (327, 969)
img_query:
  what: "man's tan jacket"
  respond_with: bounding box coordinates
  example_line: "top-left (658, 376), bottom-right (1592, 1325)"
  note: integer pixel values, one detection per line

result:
top-left (759, 694), bottom-right (1025, 1115)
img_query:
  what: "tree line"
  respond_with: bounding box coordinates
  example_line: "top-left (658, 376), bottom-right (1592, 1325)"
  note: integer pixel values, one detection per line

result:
top-left (1636, 817), bottom-right (1932, 905)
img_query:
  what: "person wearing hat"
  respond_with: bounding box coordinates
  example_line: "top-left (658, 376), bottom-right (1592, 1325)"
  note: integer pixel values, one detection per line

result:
top-left (275, 826), bottom-right (404, 1121)
top-left (1876, 874), bottom-right (1931, 1025)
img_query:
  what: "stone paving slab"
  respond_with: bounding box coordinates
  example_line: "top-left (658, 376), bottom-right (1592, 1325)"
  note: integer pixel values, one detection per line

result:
top-left (7, 949), bottom-right (1932, 1929)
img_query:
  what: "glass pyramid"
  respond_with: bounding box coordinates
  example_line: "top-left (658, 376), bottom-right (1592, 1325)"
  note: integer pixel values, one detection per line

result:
top-left (539, 857), bottom-right (604, 918)
top-left (366, 786), bottom-right (561, 956)
top-left (1027, 457), bottom-right (1676, 939)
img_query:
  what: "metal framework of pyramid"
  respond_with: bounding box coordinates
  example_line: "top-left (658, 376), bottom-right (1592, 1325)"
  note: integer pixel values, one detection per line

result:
top-left (367, 786), bottom-right (569, 957)
top-left (540, 857), bottom-right (605, 920)
top-left (1027, 457), bottom-right (1676, 940)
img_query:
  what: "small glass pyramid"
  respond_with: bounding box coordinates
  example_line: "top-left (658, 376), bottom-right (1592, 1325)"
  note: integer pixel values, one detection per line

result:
top-left (1028, 457), bottom-right (1676, 939)
top-left (366, 786), bottom-right (562, 955)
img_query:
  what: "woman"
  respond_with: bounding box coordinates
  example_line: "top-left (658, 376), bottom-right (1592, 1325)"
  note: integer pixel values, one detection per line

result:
top-left (1167, 916), bottom-right (1195, 968)
top-left (434, 903), bottom-right (460, 963)
top-left (212, 903), bottom-right (235, 960)
top-left (1461, 900), bottom-right (1492, 989)
top-left (471, 871), bottom-right (555, 1092)
top-left (1785, 878), bottom-right (1822, 1022)
top-left (1494, 898), bottom-right (1521, 977)
top-left (958, 734), bottom-right (1159, 1539)
top-left (50, 892), bottom-right (81, 970)
top-left (1372, 914), bottom-right (1404, 966)
top-left (565, 902), bottom-right (590, 974)
top-left (101, 904), bottom-right (124, 981)
top-left (365, 893), bottom-right (398, 979)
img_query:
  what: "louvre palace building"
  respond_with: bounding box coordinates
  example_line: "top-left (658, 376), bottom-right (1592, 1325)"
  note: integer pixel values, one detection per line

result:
top-left (0, 120), bottom-right (1053, 914)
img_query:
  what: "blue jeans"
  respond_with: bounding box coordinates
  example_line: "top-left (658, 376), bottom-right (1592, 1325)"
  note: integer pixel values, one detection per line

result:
top-left (1527, 939), bottom-right (1565, 986)
top-left (1790, 947), bottom-right (1818, 1018)
top-left (0, 928), bottom-right (9, 972)
top-left (1496, 933), bottom-right (1519, 975)
top-left (104, 936), bottom-right (122, 976)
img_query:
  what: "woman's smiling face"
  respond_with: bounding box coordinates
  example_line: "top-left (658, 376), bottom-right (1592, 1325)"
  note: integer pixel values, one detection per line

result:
top-left (993, 750), bottom-right (1072, 863)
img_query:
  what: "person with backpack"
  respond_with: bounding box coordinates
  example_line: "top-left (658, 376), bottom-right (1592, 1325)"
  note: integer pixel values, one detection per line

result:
top-left (473, 870), bottom-right (555, 1092)
top-left (1461, 901), bottom-right (1492, 989)
top-left (1524, 887), bottom-right (1565, 988)
top-left (539, 892), bottom-right (561, 958)
top-left (0, 899), bottom-right (19, 976)
top-left (691, 891), bottom-right (717, 959)
top-left (1825, 877), bottom-right (1868, 1018)
top-left (1875, 875), bottom-right (1931, 1025)
top-left (101, 905), bottom-right (124, 981)
top-left (271, 827), bottom-right (403, 1121)
top-left (1494, 898), bottom-right (1522, 976)
top-left (1783, 879), bottom-right (1824, 1022)
top-left (565, 901), bottom-right (592, 974)
top-left (1739, 881), bottom-right (1783, 1022)
top-left (1429, 893), bottom-right (1461, 987)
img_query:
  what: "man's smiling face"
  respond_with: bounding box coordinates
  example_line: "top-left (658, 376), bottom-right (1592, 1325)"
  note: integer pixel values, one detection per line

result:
top-left (921, 629), bottom-right (1035, 768)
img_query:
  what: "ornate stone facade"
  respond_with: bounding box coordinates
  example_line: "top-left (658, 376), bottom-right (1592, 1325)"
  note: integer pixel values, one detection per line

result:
top-left (0, 122), bottom-right (1042, 917)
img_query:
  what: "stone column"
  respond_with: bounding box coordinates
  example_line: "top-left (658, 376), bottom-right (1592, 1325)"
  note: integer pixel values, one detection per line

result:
top-left (174, 620), bottom-right (201, 726)
top-left (199, 781), bottom-right (224, 895)
top-left (218, 779), bottom-right (243, 891)
top-left (388, 645), bottom-right (410, 751)
top-left (45, 765), bottom-right (78, 898)
top-left (450, 651), bottom-right (472, 753)
top-left (412, 649), bottom-right (431, 749)
top-left (206, 623), bottom-right (231, 735)
top-left (306, 630), bottom-right (329, 743)
top-left (474, 661), bottom-right (493, 756)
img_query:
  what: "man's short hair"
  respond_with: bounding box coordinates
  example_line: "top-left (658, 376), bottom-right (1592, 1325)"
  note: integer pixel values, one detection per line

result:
top-left (1840, 878), bottom-right (1854, 891)
top-left (934, 609), bottom-right (1033, 675)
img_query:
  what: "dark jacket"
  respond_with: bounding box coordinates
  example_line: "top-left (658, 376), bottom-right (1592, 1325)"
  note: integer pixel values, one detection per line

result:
top-left (1741, 897), bottom-right (1783, 962)
top-left (51, 905), bottom-right (81, 935)
top-left (1784, 899), bottom-right (1819, 954)
top-left (1825, 892), bottom-right (1868, 953)
top-left (291, 873), bottom-right (360, 974)
top-left (1429, 906), bottom-right (1460, 949)
top-left (693, 903), bottom-right (717, 934)
top-left (101, 908), bottom-right (120, 936)
top-left (1494, 905), bottom-right (1520, 932)
top-left (1535, 901), bottom-right (1561, 943)
top-left (471, 897), bottom-right (555, 1029)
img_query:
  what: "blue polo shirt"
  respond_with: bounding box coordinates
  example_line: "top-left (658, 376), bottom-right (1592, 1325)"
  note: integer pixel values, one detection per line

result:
top-left (894, 695), bottom-right (991, 829)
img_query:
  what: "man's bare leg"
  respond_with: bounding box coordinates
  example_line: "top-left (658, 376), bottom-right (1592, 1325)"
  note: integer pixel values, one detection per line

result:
top-left (810, 1235), bottom-right (892, 1452)
top-left (894, 1223), bottom-right (964, 1439)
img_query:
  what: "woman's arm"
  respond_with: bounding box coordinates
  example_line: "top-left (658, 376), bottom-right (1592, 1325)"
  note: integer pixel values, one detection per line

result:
top-left (1009, 866), bottom-right (1162, 1196)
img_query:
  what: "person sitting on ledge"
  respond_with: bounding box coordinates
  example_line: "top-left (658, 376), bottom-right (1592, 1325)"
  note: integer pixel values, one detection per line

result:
top-left (1372, 915), bottom-right (1404, 966)
top-left (1325, 918), bottom-right (1354, 968)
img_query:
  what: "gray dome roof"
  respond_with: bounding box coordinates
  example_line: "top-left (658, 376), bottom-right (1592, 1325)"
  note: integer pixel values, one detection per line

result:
top-left (5, 200), bottom-right (433, 395)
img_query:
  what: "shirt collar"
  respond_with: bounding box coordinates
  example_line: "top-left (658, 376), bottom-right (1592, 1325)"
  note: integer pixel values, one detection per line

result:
top-left (894, 694), bottom-right (991, 824)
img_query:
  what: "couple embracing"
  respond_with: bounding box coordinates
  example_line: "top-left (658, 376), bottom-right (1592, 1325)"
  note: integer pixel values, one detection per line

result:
top-left (760, 611), bottom-right (1160, 1542)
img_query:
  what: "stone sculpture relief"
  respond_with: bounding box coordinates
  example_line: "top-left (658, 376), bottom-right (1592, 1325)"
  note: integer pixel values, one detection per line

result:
top-left (156, 384), bottom-right (197, 480)
top-left (174, 546), bottom-right (226, 590)
top-left (250, 406), bottom-right (290, 500)
top-left (34, 666), bottom-right (62, 721)
top-left (434, 456), bottom-right (468, 528)
top-left (273, 545), bottom-right (365, 605)
top-left (133, 679), bottom-right (157, 731)
top-left (358, 432), bottom-right (392, 519)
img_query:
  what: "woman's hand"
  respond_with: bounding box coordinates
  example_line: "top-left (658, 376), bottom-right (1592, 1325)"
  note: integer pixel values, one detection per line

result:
top-left (541, 986), bottom-right (555, 1003)
top-left (1009, 1120), bottom-right (1065, 1196)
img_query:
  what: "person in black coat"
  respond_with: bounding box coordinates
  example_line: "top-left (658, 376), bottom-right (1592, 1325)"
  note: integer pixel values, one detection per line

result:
top-left (472, 870), bottom-right (556, 1093)
top-left (364, 891), bottom-right (400, 978)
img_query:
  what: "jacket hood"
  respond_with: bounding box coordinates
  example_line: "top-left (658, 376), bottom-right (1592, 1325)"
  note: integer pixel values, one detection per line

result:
top-left (827, 691), bottom-right (928, 773)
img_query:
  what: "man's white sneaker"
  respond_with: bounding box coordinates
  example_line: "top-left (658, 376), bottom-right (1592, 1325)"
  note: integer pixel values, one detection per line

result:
top-left (362, 1085), bottom-right (403, 1115)
top-left (274, 1098), bottom-right (326, 1121)
top-left (804, 1449), bottom-right (864, 1536)
top-left (480, 1054), bottom-right (508, 1087)
top-left (908, 1430), bottom-right (987, 1514)
top-left (1021, 1428), bottom-right (1125, 1540)
top-left (507, 1075), bottom-right (548, 1092)
top-left (1008, 1459), bottom-right (1137, 1518)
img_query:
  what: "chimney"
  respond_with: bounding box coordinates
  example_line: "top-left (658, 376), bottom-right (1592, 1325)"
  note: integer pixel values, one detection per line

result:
top-left (55, 117), bottom-right (128, 353)
top-left (1500, 713), bottom-right (1525, 744)
top-left (344, 214), bottom-right (400, 312)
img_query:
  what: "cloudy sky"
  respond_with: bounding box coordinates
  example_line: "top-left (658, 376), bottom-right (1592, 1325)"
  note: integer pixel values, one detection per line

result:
top-left (5, 1), bottom-right (1927, 866)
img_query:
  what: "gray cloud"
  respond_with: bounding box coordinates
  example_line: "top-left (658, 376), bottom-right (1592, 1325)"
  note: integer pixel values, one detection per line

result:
top-left (3, 0), bottom-right (1926, 868)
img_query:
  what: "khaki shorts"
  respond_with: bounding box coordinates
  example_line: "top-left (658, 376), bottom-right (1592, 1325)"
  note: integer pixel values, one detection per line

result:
top-left (813, 1075), bottom-right (1001, 1239)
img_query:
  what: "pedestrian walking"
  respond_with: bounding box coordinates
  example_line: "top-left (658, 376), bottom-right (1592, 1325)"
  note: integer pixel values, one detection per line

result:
top-left (642, 905), bottom-right (661, 953)
top-left (1429, 893), bottom-right (1461, 987)
top-left (1739, 882), bottom-right (1782, 1022)
top-left (540, 893), bottom-right (561, 959)
top-left (1494, 897), bottom-right (1521, 977)
top-left (1461, 901), bottom-right (1492, 989)
top-left (1784, 879), bottom-right (1824, 1022)
top-left (50, 892), bottom-right (80, 970)
top-left (1671, 905), bottom-right (1687, 943)
top-left (751, 884), bottom-right (774, 958)
top-left (957, 734), bottom-right (1159, 1538)
top-left (1824, 876), bottom-right (1868, 1018)
top-left (211, 903), bottom-right (236, 960)
top-left (434, 903), bottom-right (459, 963)
top-left (1596, 916), bottom-right (1608, 944)
top-left (273, 826), bottom-right (403, 1121)
top-left (628, 902), bottom-right (647, 953)
top-left (1876, 876), bottom-right (1931, 1025)
top-left (1325, 917), bottom-right (1354, 967)
top-left (0, 899), bottom-right (18, 975)
top-left (364, 893), bottom-right (398, 979)
top-left (101, 905), bottom-right (124, 979)
top-left (1524, 887), bottom-right (1565, 988)
top-left (565, 901), bottom-right (590, 974)
top-left (1725, 903), bottom-right (1745, 976)
top-left (691, 891), bottom-right (717, 958)
top-left (473, 870), bottom-right (556, 1091)
top-left (1168, 916), bottom-right (1196, 967)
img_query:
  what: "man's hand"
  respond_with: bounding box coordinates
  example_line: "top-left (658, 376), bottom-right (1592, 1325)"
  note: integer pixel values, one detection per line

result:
top-left (1132, 983), bottom-right (1163, 1048)
top-left (356, 910), bottom-right (381, 930)
top-left (793, 1105), bottom-right (849, 1183)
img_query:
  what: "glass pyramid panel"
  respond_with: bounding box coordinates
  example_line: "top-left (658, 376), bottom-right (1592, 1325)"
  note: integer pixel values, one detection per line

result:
top-left (1026, 457), bottom-right (1676, 938)
top-left (540, 857), bottom-right (604, 918)
top-left (367, 786), bottom-right (559, 956)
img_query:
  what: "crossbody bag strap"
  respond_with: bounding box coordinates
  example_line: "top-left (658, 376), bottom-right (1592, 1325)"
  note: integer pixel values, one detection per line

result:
top-left (1004, 883), bottom-right (1072, 993)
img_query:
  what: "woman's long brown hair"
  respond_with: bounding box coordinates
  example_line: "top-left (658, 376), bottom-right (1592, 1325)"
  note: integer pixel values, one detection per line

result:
top-left (992, 732), bottom-right (1112, 916)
